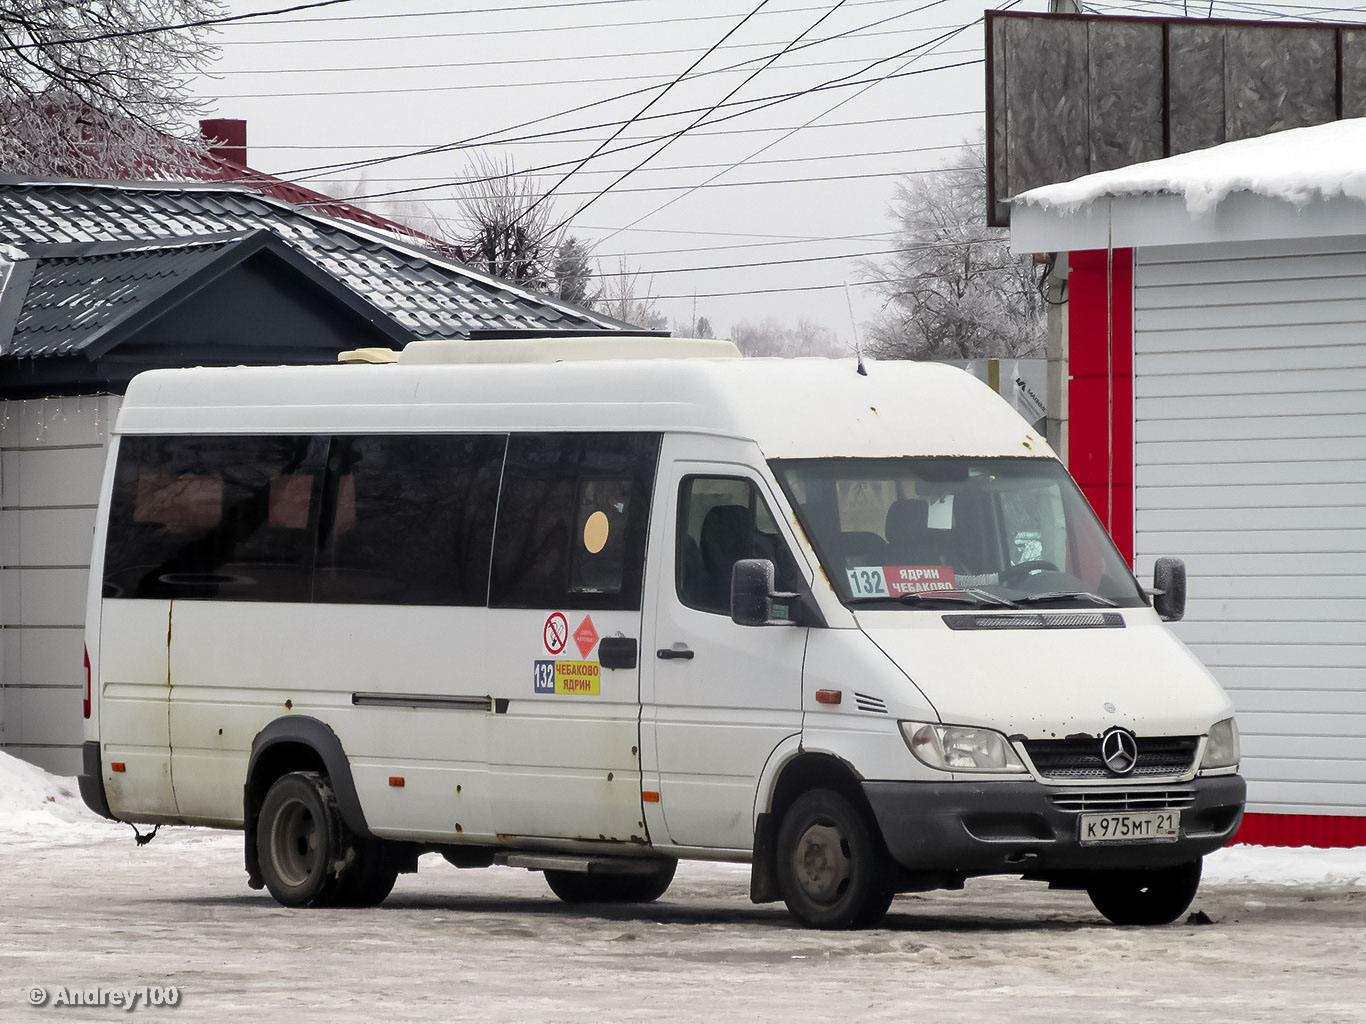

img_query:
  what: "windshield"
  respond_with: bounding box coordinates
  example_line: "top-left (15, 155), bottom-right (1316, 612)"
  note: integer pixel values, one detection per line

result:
top-left (772, 457), bottom-right (1147, 609)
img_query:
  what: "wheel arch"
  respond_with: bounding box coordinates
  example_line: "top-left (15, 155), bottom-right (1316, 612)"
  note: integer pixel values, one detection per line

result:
top-left (749, 745), bottom-right (876, 904)
top-left (243, 716), bottom-right (371, 889)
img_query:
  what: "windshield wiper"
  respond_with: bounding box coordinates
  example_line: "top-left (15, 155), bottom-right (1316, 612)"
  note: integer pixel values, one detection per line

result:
top-left (1010, 591), bottom-right (1118, 608)
top-left (849, 588), bottom-right (1015, 608)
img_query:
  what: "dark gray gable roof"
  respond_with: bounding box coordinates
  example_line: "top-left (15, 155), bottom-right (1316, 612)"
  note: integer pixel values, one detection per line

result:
top-left (0, 179), bottom-right (634, 339)
top-left (0, 230), bottom-right (412, 358)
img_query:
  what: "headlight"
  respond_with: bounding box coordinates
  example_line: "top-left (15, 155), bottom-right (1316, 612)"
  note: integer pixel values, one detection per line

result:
top-left (900, 722), bottom-right (1026, 773)
top-left (1201, 717), bottom-right (1240, 770)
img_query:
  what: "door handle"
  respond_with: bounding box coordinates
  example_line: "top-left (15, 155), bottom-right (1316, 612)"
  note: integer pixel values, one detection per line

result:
top-left (656, 645), bottom-right (695, 661)
top-left (598, 636), bottom-right (638, 670)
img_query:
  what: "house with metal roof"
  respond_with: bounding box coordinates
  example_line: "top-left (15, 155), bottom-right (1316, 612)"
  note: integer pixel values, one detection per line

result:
top-left (0, 174), bottom-right (638, 773)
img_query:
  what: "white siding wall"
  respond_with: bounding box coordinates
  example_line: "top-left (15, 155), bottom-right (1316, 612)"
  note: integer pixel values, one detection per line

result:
top-left (0, 395), bottom-right (119, 775)
top-left (1133, 238), bottom-right (1366, 817)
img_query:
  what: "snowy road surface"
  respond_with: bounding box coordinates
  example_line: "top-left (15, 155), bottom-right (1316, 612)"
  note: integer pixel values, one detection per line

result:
top-left (3, 757), bottom-right (1365, 1023)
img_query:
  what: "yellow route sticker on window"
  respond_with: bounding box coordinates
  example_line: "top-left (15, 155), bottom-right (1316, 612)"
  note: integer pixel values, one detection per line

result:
top-left (533, 659), bottom-right (600, 695)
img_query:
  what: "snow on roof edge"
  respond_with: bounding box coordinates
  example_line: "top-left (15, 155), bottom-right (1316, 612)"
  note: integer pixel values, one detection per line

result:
top-left (1014, 118), bottom-right (1366, 217)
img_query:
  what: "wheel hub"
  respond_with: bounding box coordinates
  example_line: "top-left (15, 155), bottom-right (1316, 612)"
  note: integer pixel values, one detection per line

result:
top-left (793, 823), bottom-right (851, 903)
top-left (271, 799), bottom-right (321, 889)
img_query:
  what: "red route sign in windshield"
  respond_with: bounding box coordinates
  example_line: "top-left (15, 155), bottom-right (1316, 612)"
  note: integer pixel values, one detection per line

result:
top-left (884, 565), bottom-right (957, 595)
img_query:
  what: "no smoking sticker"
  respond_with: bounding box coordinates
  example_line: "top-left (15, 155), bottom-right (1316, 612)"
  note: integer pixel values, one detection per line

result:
top-left (543, 612), bottom-right (568, 655)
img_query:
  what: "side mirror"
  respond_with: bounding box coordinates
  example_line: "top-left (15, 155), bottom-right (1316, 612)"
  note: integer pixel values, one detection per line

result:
top-left (1152, 557), bottom-right (1187, 622)
top-left (731, 558), bottom-right (798, 627)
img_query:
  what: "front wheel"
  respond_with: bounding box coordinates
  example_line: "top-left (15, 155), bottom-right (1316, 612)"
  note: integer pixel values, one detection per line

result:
top-left (544, 860), bottom-right (677, 904)
top-left (1086, 858), bottom-right (1203, 925)
top-left (776, 788), bottom-right (895, 930)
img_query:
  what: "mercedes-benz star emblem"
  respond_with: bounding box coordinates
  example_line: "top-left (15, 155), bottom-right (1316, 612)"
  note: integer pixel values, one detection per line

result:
top-left (1101, 728), bottom-right (1139, 775)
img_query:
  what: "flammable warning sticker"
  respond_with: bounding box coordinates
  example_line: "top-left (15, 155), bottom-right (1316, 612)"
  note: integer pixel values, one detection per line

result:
top-left (534, 659), bottom-right (601, 696)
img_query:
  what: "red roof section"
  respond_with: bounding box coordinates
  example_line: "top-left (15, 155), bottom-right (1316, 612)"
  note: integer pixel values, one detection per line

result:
top-left (192, 146), bottom-right (464, 262)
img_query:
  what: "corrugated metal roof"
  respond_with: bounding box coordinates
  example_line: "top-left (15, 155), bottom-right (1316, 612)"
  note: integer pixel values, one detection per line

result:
top-left (0, 180), bottom-right (626, 343)
top-left (9, 236), bottom-right (244, 357)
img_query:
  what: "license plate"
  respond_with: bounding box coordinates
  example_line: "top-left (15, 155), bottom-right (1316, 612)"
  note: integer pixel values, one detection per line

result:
top-left (1079, 811), bottom-right (1180, 845)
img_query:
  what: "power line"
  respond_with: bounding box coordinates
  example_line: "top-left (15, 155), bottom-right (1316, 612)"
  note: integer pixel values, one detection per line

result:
top-left (234, 0), bottom-right (914, 25)
top-left (0, 0), bottom-right (359, 53)
top-left (323, 165), bottom-right (979, 206)
top-left (242, 108), bottom-right (982, 151)
top-left (547, 0), bottom-right (867, 232)
top-left (250, 3), bottom-right (981, 183)
top-left (510, 0), bottom-right (779, 235)
top-left (212, 0), bottom-right (932, 45)
top-left (594, 7), bottom-right (999, 247)
top-left (273, 55), bottom-right (984, 188)
top-left (311, 142), bottom-right (972, 185)
top-left (648, 276), bottom-right (919, 300)
top-left (203, 20), bottom-right (975, 76)
top-left (542, 237), bottom-right (1005, 277)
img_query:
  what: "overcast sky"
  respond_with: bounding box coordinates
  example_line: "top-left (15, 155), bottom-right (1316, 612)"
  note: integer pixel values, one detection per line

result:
top-left (187, 0), bottom-right (1350, 342)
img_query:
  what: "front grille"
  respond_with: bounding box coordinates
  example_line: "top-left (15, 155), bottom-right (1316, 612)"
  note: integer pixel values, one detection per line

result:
top-left (1050, 788), bottom-right (1197, 813)
top-left (1022, 736), bottom-right (1199, 780)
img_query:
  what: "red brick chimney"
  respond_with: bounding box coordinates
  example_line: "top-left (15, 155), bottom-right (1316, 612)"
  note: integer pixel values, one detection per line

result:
top-left (200, 118), bottom-right (247, 166)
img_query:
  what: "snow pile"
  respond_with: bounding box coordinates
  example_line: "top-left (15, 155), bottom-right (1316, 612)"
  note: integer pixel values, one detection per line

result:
top-left (1205, 843), bottom-right (1366, 887)
top-left (0, 750), bottom-right (105, 831)
top-left (1015, 117), bottom-right (1366, 216)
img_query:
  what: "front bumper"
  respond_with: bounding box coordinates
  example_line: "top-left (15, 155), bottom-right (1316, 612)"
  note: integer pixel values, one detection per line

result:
top-left (864, 774), bottom-right (1245, 876)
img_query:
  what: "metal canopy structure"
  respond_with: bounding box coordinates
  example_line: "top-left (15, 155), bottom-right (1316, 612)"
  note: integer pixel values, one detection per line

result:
top-left (986, 10), bottom-right (1366, 226)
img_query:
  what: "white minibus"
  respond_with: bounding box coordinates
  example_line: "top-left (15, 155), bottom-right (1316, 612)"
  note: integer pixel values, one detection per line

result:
top-left (79, 337), bottom-right (1244, 929)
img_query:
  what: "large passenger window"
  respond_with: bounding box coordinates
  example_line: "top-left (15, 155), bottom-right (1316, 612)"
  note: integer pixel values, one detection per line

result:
top-left (489, 433), bottom-right (660, 610)
top-left (676, 476), bottom-right (802, 615)
top-left (314, 435), bottom-right (505, 605)
top-left (104, 435), bottom-right (324, 601)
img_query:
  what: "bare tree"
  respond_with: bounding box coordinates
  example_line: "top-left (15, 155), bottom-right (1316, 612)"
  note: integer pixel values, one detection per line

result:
top-left (441, 152), bottom-right (567, 290)
top-left (861, 142), bottom-right (1044, 361)
top-left (730, 317), bottom-right (846, 357)
top-left (597, 259), bottom-right (668, 331)
top-left (0, 1), bottom-right (223, 177)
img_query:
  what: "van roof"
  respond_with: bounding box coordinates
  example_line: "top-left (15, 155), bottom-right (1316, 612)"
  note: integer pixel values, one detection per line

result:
top-left (116, 355), bottom-right (1052, 461)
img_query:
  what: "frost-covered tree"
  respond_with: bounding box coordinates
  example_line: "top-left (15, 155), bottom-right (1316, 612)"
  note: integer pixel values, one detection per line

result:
top-left (0, 1), bottom-right (223, 177)
top-left (861, 143), bottom-right (1044, 361)
top-left (730, 317), bottom-right (845, 358)
top-left (552, 235), bottom-right (596, 308)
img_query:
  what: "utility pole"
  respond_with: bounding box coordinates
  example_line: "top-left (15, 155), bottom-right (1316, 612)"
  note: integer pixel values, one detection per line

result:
top-left (1041, 0), bottom-right (1081, 458)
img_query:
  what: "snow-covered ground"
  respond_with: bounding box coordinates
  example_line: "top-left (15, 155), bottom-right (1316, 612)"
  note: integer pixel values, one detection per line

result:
top-left (3, 752), bottom-right (1364, 1023)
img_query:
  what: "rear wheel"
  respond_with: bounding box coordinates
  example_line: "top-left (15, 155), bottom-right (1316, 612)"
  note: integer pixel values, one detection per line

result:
top-left (331, 840), bottom-right (399, 907)
top-left (1086, 858), bottom-right (1203, 925)
top-left (257, 771), bottom-right (346, 908)
top-left (544, 860), bottom-right (677, 904)
top-left (775, 788), bottom-right (894, 930)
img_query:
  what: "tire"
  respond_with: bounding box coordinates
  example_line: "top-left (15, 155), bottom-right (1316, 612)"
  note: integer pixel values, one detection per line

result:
top-left (332, 840), bottom-right (399, 908)
top-left (1087, 858), bottom-right (1203, 925)
top-left (256, 771), bottom-right (353, 908)
top-left (544, 860), bottom-right (677, 904)
top-left (775, 788), bottom-right (894, 930)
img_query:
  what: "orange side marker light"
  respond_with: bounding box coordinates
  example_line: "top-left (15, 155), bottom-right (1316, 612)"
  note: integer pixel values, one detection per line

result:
top-left (388, 776), bottom-right (405, 788)
top-left (641, 790), bottom-right (660, 803)
top-left (111, 762), bottom-right (126, 773)
top-left (815, 689), bottom-right (843, 705)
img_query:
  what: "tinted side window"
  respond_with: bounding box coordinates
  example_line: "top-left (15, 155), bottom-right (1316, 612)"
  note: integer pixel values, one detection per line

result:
top-left (314, 434), bottom-right (505, 605)
top-left (490, 433), bottom-right (660, 610)
top-left (677, 476), bottom-right (802, 615)
top-left (104, 435), bottom-right (323, 601)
